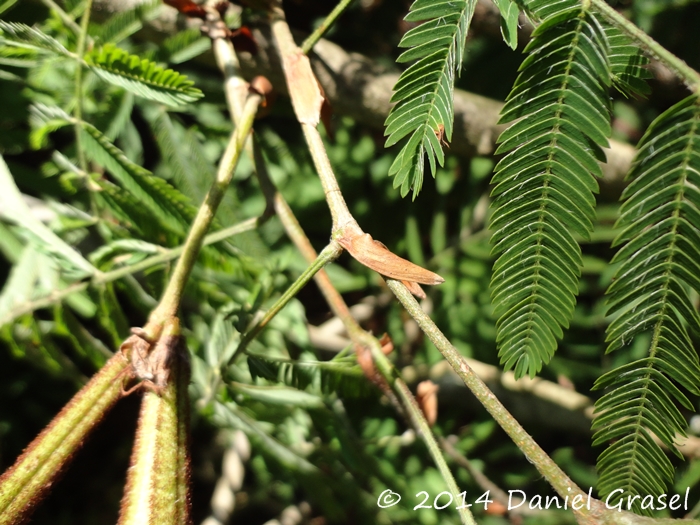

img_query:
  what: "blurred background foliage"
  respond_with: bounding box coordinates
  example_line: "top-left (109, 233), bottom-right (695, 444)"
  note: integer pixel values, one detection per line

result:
top-left (1, 0), bottom-right (700, 524)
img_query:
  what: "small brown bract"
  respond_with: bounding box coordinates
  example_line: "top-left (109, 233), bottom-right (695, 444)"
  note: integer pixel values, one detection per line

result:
top-left (119, 327), bottom-right (182, 395)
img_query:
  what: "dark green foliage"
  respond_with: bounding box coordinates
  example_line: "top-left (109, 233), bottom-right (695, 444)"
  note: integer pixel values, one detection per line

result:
top-left (247, 352), bottom-right (375, 399)
top-left (489, 0), bottom-right (611, 378)
top-left (384, 0), bottom-right (477, 198)
top-left (92, 0), bottom-right (160, 44)
top-left (592, 95), bottom-right (700, 514)
top-left (79, 119), bottom-right (199, 236)
top-left (2, 0), bottom-right (700, 522)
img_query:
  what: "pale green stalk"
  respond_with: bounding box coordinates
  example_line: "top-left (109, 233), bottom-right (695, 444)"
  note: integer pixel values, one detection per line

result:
top-left (149, 93), bottom-right (262, 324)
top-left (385, 278), bottom-right (585, 503)
top-left (229, 242), bottom-right (343, 364)
top-left (301, 0), bottom-right (355, 54)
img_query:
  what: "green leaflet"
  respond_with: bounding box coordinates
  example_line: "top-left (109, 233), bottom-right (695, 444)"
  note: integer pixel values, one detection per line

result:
top-left (489, 0), bottom-right (611, 379)
top-left (492, 0), bottom-right (521, 50)
top-left (384, 0), bottom-right (477, 199)
top-left (85, 43), bottom-right (203, 106)
top-left (29, 107), bottom-right (198, 242)
top-left (0, 0), bottom-right (19, 15)
top-left (592, 95), bottom-right (700, 515)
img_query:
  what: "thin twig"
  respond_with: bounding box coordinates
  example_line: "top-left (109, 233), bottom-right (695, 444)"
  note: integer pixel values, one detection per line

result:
top-left (262, 9), bottom-right (476, 524)
top-left (301, 123), bottom-right (355, 230)
top-left (212, 38), bottom-right (249, 125)
top-left (149, 93), bottom-right (263, 324)
top-left (229, 242), bottom-right (344, 364)
top-left (369, 342), bottom-right (476, 525)
top-left (384, 279), bottom-right (588, 505)
top-left (301, 0), bottom-right (355, 55)
top-left (440, 436), bottom-right (546, 516)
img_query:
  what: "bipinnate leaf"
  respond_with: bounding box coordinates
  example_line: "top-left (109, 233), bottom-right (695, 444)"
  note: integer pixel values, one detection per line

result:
top-left (488, 0), bottom-right (612, 379)
top-left (28, 103), bottom-right (198, 238)
top-left (592, 94), bottom-right (700, 515)
top-left (0, 353), bottom-right (128, 525)
top-left (384, 0), bottom-right (477, 198)
top-left (118, 319), bottom-right (192, 525)
top-left (85, 43), bottom-right (203, 106)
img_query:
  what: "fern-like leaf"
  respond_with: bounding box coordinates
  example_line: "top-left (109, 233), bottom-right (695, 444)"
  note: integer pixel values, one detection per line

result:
top-left (85, 43), bottom-right (203, 106)
top-left (80, 120), bottom-right (199, 236)
top-left (592, 94), bottom-right (700, 515)
top-left (0, 20), bottom-right (71, 58)
top-left (489, 0), bottom-right (612, 378)
top-left (247, 353), bottom-right (374, 398)
top-left (384, 0), bottom-right (477, 198)
top-left (30, 103), bottom-right (198, 236)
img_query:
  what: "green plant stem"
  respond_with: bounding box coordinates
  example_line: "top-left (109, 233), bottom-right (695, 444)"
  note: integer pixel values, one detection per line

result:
top-left (272, 192), bottom-right (355, 322)
top-left (149, 93), bottom-right (262, 325)
top-left (73, 0), bottom-right (93, 173)
top-left (385, 278), bottom-right (587, 504)
top-left (0, 352), bottom-right (128, 524)
top-left (591, 0), bottom-right (700, 91)
top-left (300, 0), bottom-right (354, 54)
top-left (212, 28), bottom-right (356, 353)
top-left (229, 242), bottom-right (343, 364)
top-left (0, 217), bottom-right (262, 328)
